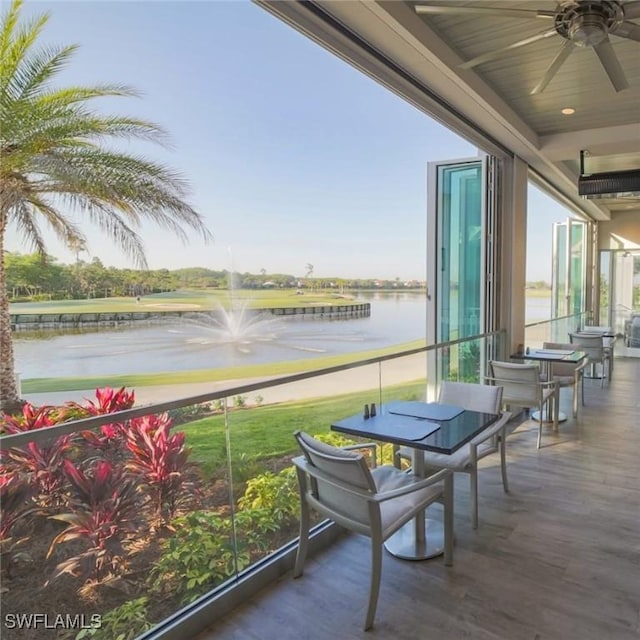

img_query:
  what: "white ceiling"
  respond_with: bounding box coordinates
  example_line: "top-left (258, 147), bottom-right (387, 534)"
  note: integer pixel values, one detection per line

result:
top-left (260, 0), bottom-right (640, 219)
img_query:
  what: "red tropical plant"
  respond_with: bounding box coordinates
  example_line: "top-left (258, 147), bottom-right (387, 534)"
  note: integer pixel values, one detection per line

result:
top-left (79, 423), bottom-right (128, 465)
top-left (0, 403), bottom-right (59, 433)
top-left (0, 472), bottom-right (35, 540)
top-left (59, 387), bottom-right (136, 463)
top-left (0, 472), bottom-right (36, 578)
top-left (83, 387), bottom-right (136, 415)
top-left (0, 403), bottom-right (73, 506)
top-left (58, 386), bottom-right (135, 425)
top-left (47, 459), bottom-right (140, 582)
top-left (125, 414), bottom-right (200, 526)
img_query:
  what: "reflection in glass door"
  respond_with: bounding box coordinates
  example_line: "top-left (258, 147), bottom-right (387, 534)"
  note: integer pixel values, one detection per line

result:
top-left (552, 218), bottom-right (586, 330)
top-left (427, 157), bottom-right (492, 390)
top-left (437, 163), bottom-right (482, 343)
top-left (600, 249), bottom-right (640, 341)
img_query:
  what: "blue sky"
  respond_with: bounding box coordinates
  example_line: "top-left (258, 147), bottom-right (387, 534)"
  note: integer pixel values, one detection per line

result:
top-left (6, 0), bottom-right (571, 281)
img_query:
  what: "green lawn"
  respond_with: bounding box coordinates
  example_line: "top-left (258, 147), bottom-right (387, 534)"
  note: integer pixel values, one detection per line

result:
top-left (20, 339), bottom-right (425, 393)
top-left (181, 380), bottom-right (426, 477)
top-left (10, 289), bottom-right (363, 314)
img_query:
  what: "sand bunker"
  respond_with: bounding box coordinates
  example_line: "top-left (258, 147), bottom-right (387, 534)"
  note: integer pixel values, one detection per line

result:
top-left (143, 303), bottom-right (202, 310)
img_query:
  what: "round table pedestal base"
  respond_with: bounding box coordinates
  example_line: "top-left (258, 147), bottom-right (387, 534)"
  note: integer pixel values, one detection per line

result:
top-left (383, 517), bottom-right (444, 560)
top-left (532, 409), bottom-right (567, 423)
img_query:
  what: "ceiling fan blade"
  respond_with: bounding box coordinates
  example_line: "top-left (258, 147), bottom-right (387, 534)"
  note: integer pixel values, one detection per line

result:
top-left (415, 5), bottom-right (555, 19)
top-left (594, 39), bottom-right (629, 92)
top-left (621, 1), bottom-right (640, 20)
top-left (459, 29), bottom-right (557, 69)
top-left (531, 41), bottom-right (574, 95)
top-left (613, 20), bottom-right (640, 42)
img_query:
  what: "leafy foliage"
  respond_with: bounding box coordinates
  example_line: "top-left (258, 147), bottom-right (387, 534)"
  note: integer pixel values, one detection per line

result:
top-left (149, 510), bottom-right (251, 604)
top-left (74, 597), bottom-right (153, 640)
top-left (0, 403), bottom-right (74, 505)
top-left (0, 472), bottom-right (36, 577)
top-left (150, 466), bottom-right (301, 603)
top-left (80, 387), bottom-right (136, 416)
top-left (60, 386), bottom-right (135, 422)
top-left (238, 467), bottom-right (299, 524)
top-left (47, 459), bottom-right (140, 582)
top-left (125, 414), bottom-right (200, 525)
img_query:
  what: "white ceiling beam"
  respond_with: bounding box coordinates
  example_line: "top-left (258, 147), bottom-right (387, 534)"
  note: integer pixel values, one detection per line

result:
top-left (540, 124), bottom-right (640, 161)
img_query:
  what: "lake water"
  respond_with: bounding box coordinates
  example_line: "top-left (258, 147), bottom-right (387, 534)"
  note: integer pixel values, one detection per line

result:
top-left (13, 292), bottom-right (551, 379)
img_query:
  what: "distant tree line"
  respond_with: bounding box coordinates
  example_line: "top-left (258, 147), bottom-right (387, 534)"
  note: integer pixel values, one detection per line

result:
top-left (5, 252), bottom-right (426, 302)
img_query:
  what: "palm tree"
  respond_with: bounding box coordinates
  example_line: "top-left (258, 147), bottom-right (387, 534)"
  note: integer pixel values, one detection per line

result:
top-left (0, 0), bottom-right (212, 412)
top-left (305, 263), bottom-right (314, 291)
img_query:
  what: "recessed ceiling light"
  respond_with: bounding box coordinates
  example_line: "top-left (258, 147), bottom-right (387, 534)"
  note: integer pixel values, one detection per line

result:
top-left (561, 107), bottom-right (575, 115)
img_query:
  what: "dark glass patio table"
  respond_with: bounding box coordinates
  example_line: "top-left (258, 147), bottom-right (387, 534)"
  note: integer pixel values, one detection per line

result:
top-left (331, 402), bottom-right (498, 560)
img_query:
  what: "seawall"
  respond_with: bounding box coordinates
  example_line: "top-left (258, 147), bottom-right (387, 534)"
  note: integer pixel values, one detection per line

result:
top-left (10, 303), bottom-right (371, 330)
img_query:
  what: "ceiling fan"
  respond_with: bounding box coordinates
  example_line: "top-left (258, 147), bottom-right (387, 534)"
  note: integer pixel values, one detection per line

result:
top-left (414, 1), bottom-right (640, 93)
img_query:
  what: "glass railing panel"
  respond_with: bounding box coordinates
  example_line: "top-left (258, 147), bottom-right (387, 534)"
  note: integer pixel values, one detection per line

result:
top-left (222, 362), bottom-right (384, 579)
top-left (160, 398), bottom-right (234, 611)
top-left (0, 335), bottom-right (508, 638)
top-left (438, 335), bottom-right (488, 384)
top-left (432, 333), bottom-right (501, 387)
top-left (524, 312), bottom-right (587, 348)
top-left (379, 351), bottom-right (427, 407)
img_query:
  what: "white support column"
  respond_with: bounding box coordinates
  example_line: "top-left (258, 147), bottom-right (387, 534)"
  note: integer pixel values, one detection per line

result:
top-left (500, 156), bottom-right (528, 355)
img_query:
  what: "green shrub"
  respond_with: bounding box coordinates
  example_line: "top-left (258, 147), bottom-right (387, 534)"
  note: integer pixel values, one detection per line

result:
top-left (74, 597), bottom-right (152, 640)
top-left (148, 510), bottom-right (251, 604)
top-left (233, 395), bottom-right (247, 408)
top-left (238, 467), bottom-right (298, 524)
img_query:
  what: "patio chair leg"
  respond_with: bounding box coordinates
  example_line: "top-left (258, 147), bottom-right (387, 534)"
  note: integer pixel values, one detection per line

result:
top-left (293, 473), bottom-right (310, 579)
top-left (364, 541), bottom-right (383, 631)
top-left (443, 473), bottom-right (454, 566)
top-left (470, 469), bottom-right (478, 530)
top-left (500, 434), bottom-right (509, 493)
top-left (537, 420), bottom-right (543, 449)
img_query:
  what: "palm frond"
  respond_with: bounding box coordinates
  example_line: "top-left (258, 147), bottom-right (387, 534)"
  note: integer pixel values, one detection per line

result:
top-left (0, 3), bottom-right (50, 95)
top-left (11, 201), bottom-right (46, 254)
top-left (3, 44), bottom-right (78, 103)
top-left (24, 193), bottom-right (85, 249)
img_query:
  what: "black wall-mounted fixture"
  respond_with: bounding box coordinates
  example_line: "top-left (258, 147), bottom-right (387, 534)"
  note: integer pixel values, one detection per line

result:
top-left (579, 150), bottom-right (640, 198)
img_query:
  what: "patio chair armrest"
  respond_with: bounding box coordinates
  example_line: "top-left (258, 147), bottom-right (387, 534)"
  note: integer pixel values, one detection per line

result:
top-left (373, 468), bottom-right (452, 503)
top-left (485, 375), bottom-right (543, 386)
top-left (574, 360), bottom-right (590, 374)
top-left (486, 375), bottom-right (556, 391)
top-left (292, 455), bottom-right (448, 504)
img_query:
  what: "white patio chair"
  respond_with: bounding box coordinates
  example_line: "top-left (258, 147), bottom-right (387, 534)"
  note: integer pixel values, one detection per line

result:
top-left (542, 341), bottom-right (589, 417)
top-left (569, 332), bottom-right (611, 387)
top-left (397, 381), bottom-right (512, 529)
top-left (487, 360), bottom-right (559, 449)
top-left (292, 430), bottom-right (453, 631)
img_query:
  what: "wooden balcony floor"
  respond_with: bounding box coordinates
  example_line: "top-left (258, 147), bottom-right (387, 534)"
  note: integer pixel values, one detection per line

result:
top-left (198, 357), bottom-right (640, 640)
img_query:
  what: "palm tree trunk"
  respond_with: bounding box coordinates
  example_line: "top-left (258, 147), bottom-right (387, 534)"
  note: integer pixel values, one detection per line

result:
top-left (0, 214), bottom-right (20, 413)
